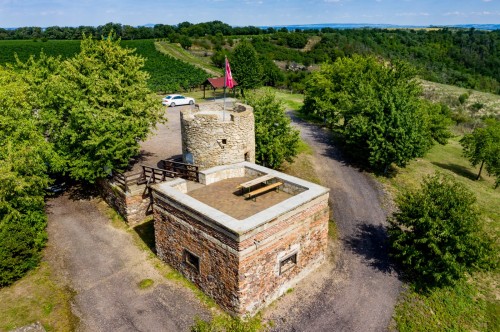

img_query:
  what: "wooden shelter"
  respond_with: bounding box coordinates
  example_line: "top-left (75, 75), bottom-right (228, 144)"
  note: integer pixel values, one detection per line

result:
top-left (202, 77), bottom-right (238, 99)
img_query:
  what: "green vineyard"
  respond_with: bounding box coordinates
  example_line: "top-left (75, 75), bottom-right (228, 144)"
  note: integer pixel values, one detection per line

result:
top-left (0, 39), bottom-right (209, 92)
top-left (123, 40), bottom-right (209, 92)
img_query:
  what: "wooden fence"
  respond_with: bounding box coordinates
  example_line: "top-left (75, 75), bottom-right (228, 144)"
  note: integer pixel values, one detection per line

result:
top-left (161, 159), bottom-right (200, 183)
top-left (111, 160), bottom-right (200, 192)
top-left (137, 166), bottom-right (179, 186)
top-left (112, 171), bottom-right (142, 192)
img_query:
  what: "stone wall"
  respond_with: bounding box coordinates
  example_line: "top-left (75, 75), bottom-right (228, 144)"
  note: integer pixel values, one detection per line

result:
top-left (98, 179), bottom-right (152, 226)
top-left (152, 185), bottom-right (329, 316)
top-left (181, 103), bottom-right (255, 169)
top-left (238, 196), bottom-right (329, 314)
top-left (154, 206), bottom-right (241, 312)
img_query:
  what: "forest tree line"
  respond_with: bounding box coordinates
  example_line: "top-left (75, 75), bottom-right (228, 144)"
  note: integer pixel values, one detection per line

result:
top-left (2, 21), bottom-right (499, 94)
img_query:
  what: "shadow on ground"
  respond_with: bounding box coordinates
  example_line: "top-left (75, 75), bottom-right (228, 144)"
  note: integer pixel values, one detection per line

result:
top-left (288, 111), bottom-right (380, 174)
top-left (344, 223), bottom-right (396, 275)
top-left (134, 219), bottom-right (156, 253)
top-left (67, 183), bottom-right (100, 201)
top-left (431, 162), bottom-right (477, 180)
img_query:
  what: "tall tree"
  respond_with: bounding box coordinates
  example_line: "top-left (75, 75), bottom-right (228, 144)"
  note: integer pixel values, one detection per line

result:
top-left (19, 35), bottom-right (164, 182)
top-left (246, 89), bottom-right (300, 169)
top-left (460, 119), bottom-right (500, 187)
top-left (0, 66), bottom-right (58, 286)
top-left (230, 41), bottom-right (262, 97)
top-left (303, 55), bottom-right (431, 172)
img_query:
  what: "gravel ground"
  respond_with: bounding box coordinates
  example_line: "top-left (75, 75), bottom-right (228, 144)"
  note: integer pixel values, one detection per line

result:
top-left (261, 112), bottom-right (402, 332)
top-left (45, 190), bottom-right (210, 331)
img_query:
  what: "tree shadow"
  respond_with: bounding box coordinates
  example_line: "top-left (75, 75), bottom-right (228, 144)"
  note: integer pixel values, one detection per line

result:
top-left (67, 182), bottom-right (100, 201)
top-left (127, 150), bottom-right (156, 170)
top-left (133, 219), bottom-right (156, 253)
top-left (287, 110), bottom-right (384, 175)
top-left (431, 162), bottom-right (477, 180)
top-left (344, 223), bottom-right (398, 275)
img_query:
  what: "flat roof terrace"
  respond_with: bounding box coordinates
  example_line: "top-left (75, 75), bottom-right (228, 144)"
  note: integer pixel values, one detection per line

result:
top-left (188, 176), bottom-right (293, 220)
top-left (151, 162), bottom-right (329, 239)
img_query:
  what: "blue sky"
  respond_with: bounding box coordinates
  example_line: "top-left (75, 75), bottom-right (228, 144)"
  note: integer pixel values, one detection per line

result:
top-left (0, 0), bottom-right (499, 28)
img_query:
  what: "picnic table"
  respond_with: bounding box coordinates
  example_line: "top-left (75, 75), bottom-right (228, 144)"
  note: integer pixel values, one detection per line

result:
top-left (237, 174), bottom-right (282, 201)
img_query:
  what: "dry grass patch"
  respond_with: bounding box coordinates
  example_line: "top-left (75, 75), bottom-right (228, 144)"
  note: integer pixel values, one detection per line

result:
top-left (0, 261), bottom-right (77, 332)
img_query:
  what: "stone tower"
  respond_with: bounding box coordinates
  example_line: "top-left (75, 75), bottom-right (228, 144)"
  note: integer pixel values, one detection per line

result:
top-left (180, 103), bottom-right (255, 169)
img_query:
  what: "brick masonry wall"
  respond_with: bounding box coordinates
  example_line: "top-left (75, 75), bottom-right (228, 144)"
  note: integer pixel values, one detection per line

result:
top-left (153, 189), bottom-right (329, 316)
top-left (238, 199), bottom-right (329, 314)
top-left (154, 207), bottom-right (241, 313)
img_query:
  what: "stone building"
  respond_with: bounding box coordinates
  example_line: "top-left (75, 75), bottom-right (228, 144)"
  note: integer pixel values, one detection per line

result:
top-left (151, 162), bottom-right (329, 316)
top-left (180, 103), bottom-right (255, 169)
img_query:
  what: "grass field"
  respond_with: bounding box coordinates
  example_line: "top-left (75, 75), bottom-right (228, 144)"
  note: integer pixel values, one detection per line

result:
top-left (377, 137), bottom-right (499, 332)
top-left (0, 261), bottom-right (77, 331)
top-left (155, 41), bottom-right (222, 77)
top-left (421, 79), bottom-right (500, 120)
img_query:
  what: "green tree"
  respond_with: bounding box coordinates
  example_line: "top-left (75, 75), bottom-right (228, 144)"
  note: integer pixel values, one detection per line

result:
top-left (460, 119), bottom-right (500, 187)
top-left (246, 89), bottom-right (300, 169)
top-left (20, 35), bottom-right (164, 182)
top-left (259, 55), bottom-right (284, 87)
top-left (420, 100), bottom-right (453, 145)
top-left (0, 66), bottom-right (57, 286)
top-left (388, 173), bottom-right (495, 289)
top-left (211, 49), bottom-right (229, 68)
top-left (179, 35), bottom-right (192, 49)
top-left (302, 62), bottom-right (341, 126)
top-left (230, 41), bottom-right (262, 97)
top-left (304, 55), bottom-right (430, 172)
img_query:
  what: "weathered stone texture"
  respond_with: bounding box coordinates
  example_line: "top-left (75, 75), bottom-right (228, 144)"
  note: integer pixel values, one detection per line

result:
top-left (98, 179), bottom-right (151, 226)
top-left (153, 188), bottom-right (329, 316)
top-left (238, 200), bottom-right (329, 314)
top-left (181, 103), bottom-right (255, 169)
top-left (154, 208), bottom-right (241, 312)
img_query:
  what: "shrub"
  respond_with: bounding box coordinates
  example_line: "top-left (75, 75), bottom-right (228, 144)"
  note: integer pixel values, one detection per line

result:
top-left (388, 173), bottom-right (495, 289)
top-left (0, 220), bottom-right (45, 286)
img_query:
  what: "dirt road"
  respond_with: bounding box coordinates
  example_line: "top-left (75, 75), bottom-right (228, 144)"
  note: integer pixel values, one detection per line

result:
top-left (46, 193), bottom-right (209, 332)
top-left (263, 113), bottom-right (401, 331)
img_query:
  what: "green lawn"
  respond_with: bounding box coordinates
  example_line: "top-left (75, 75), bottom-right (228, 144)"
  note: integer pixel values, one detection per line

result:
top-left (0, 262), bottom-right (77, 331)
top-left (378, 137), bottom-right (499, 332)
top-left (155, 41), bottom-right (222, 77)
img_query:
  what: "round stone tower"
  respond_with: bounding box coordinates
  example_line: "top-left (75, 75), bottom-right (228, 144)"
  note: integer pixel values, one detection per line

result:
top-left (180, 103), bottom-right (255, 169)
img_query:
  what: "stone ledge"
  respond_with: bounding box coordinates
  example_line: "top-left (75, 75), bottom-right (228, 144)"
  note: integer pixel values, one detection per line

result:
top-left (151, 162), bottom-right (329, 239)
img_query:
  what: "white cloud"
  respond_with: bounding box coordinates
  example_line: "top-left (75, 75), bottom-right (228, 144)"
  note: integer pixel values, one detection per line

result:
top-left (472, 10), bottom-right (500, 16)
top-left (396, 12), bottom-right (430, 17)
top-left (40, 10), bottom-right (64, 16)
top-left (444, 11), bottom-right (466, 16)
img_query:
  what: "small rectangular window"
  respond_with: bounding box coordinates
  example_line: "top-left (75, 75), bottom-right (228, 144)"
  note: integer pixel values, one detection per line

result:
top-left (184, 250), bottom-right (200, 272)
top-left (279, 252), bottom-right (297, 275)
top-left (221, 139), bottom-right (227, 144)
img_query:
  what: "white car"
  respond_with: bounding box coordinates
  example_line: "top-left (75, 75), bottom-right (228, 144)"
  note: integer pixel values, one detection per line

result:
top-left (162, 94), bottom-right (195, 107)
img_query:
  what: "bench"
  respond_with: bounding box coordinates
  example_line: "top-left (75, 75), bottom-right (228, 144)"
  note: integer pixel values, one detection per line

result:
top-left (246, 182), bottom-right (283, 201)
top-left (237, 174), bottom-right (275, 190)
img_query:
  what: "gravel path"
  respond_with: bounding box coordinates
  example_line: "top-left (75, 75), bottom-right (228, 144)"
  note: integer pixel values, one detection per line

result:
top-left (46, 193), bottom-right (210, 332)
top-left (263, 112), bottom-right (401, 331)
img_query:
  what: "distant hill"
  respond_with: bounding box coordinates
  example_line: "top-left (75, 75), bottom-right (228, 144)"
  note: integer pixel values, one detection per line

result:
top-left (259, 23), bottom-right (500, 31)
